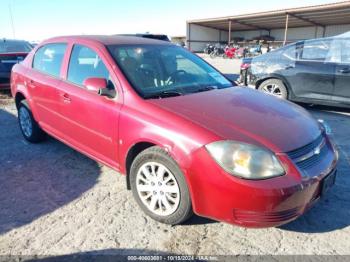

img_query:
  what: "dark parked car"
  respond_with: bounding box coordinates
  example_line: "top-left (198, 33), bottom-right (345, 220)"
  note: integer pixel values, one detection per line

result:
top-left (0, 39), bottom-right (32, 89)
top-left (240, 35), bottom-right (350, 108)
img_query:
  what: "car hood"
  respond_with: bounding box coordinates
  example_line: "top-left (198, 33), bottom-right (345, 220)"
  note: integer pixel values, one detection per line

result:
top-left (149, 87), bottom-right (321, 153)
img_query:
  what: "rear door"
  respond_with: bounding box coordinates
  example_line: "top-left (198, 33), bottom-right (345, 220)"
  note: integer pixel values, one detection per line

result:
top-left (29, 43), bottom-right (67, 132)
top-left (292, 39), bottom-right (335, 101)
top-left (333, 38), bottom-right (350, 105)
top-left (57, 43), bottom-right (121, 167)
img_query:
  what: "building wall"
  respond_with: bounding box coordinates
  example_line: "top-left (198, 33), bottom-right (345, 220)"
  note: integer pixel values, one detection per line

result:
top-left (187, 23), bottom-right (228, 51)
top-left (232, 24), bottom-right (350, 42)
top-left (187, 22), bottom-right (350, 52)
top-left (325, 24), bottom-right (350, 36)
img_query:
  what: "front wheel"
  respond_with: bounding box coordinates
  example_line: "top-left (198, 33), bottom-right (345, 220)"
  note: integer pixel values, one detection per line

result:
top-left (130, 146), bottom-right (193, 225)
top-left (258, 79), bottom-right (288, 99)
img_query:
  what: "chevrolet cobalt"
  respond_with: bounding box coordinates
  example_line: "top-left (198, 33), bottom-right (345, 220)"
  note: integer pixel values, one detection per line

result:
top-left (11, 36), bottom-right (338, 227)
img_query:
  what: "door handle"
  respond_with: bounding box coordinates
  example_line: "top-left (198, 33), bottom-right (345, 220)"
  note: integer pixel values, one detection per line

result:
top-left (338, 68), bottom-right (350, 74)
top-left (284, 65), bottom-right (294, 70)
top-left (61, 93), bottom-right (71, 103)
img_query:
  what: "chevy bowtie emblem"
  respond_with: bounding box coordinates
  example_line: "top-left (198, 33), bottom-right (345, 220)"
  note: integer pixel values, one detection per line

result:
top-left (314, 146), bottom-right (321, 155)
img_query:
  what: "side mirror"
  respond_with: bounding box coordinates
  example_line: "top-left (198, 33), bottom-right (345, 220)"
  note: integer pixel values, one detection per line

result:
top-left (83, 77), bottom-right (116, 98)
top-left (83, 77), bottom-right (107, 92)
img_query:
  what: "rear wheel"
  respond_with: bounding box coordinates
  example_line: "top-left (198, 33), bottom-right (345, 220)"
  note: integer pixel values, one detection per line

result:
top-left (18, 100), bottom-right (46, 143)
top-left (130, 146), bottom-right (193, 225)
top-left (258, 79), bottom-right (288, 99)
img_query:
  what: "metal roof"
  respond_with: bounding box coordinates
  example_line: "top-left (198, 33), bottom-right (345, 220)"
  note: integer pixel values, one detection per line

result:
top-left (187, 1), bottom-right (350, 31)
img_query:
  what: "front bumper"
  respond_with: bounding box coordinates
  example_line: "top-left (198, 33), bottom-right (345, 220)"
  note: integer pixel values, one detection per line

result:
top-left (186, 137), bottom-right (338, 228)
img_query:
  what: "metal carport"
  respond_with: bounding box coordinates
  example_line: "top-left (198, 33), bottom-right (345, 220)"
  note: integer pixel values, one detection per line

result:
top-left (187, 1), bottom-right (350, 51)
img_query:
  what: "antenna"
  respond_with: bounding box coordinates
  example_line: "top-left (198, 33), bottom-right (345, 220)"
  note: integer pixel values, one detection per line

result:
top-left (9, 2), bottom-right (16, 38)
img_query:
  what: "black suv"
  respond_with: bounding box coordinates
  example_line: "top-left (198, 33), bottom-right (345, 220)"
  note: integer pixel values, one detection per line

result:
top-left (240, 35), bottom-right (350, 108)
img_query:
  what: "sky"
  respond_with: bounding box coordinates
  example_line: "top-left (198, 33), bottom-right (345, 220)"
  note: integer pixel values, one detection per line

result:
top-left (0, 0), bottom-right (345, 41)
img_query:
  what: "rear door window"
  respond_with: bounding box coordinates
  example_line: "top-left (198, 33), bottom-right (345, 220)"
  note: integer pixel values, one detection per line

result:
top-left (32, 43), bottom-right (67, 77)
top-left (300, 40), bottom-right (331, 62)
top-left (67, 44), bottom-right (110, 86)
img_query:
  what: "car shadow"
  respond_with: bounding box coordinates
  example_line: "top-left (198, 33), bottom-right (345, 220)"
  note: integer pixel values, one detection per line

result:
top-left (299, 103), bottom-right (350, 116)
top-left (0, 106), bottom-right (101, 235)
top-left (182, 214), bottom-right (217, 226)
top-left (280, 104), bottom-right (350, 233)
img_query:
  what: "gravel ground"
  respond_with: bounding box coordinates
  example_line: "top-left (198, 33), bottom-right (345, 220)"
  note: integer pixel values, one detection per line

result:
top-left (0, 79), bottom-right (350, 257)
top-left (200, 54), bottom-right (241, 81)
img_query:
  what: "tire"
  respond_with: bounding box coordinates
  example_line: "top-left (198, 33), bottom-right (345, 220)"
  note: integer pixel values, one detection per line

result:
top-left (18, 100), bottom-right (46, 143)
top-left (258, 79), bottom-right (288, 99)
top-left (130, 146), bottom-right (193, 225)
top-left (209, 51), bottom-right (216, 59)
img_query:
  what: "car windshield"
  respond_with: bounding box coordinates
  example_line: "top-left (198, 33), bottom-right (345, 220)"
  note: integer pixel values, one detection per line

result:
top-left (107, 44), bottom-right (234, 98)
top-left (0, 40), bottom-right (32, 53)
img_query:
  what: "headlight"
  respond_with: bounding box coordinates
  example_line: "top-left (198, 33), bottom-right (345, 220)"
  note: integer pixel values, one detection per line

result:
top-left (205, 141), bottom-right (285, 180)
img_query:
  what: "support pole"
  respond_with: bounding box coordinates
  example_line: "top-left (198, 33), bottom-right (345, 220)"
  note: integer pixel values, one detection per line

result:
top-left (315, 26), bottom-right (318, 38)
top-left (187, 23), bottom-right (191, 51)
top-left (283, 13), bottom-right (289, 46)
top-left (9, 3), bottom-right (16, 38)
top-left (228, 20), bottom-right (232, 45)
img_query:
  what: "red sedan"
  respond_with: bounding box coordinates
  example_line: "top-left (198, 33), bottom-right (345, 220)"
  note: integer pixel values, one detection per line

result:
top-left (11, 36), bottom-right (338, 227)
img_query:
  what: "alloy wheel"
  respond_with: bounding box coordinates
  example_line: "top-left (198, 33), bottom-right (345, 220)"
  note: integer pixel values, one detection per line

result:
top-left (136, 162), bottom-right (180, 216)
top-left (19, 107), bottom-right (33, 138)
top-left (261, 84), bottom-right (282, 97)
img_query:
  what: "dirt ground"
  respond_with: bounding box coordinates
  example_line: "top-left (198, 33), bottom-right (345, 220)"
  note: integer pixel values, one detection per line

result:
top-left (0, 74), bottom-right (350, 257)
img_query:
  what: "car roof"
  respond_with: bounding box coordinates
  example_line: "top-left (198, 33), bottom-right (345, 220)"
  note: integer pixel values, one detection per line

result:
top-left (44, 35), bottom-right (173, 46)
top-left (1, 39), bottom-right (29, 43)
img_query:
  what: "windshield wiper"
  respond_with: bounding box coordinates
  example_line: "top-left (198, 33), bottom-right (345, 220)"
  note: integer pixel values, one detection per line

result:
top-left (192, 85), bottom-right (217, 93)
top-left (145, 90), bottom-right (183, 99)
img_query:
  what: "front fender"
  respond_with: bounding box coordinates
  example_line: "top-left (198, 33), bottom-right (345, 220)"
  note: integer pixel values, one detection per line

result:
top-left (119, 118), bottom-right (203, 175)
top-left (117, 102), bottom-right (218, 190)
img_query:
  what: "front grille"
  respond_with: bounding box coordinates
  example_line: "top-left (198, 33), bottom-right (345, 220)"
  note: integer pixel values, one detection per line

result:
top-left (287, 134), bottom-right (323, 159)
top-left (287, 134), bottom-right (327, 170)
top-left (295, 144), bottom-right (328, 170)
